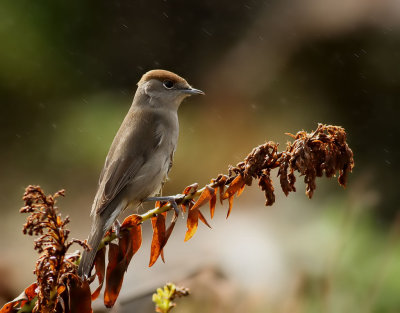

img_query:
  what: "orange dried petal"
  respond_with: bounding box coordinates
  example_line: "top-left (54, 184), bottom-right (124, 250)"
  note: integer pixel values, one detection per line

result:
top-left (226, 195), bottom-right (234, 218)
top-left (91, 247), bottom-right (106, 301)
top-left (198, 211), bottom-right (211, 228)
top-left (222, 175), bottom-right (245, 200)
top-left (191, 186), bottom-right (214, 211)
top-left (209, 190), bottom-right (216, 219)
top-left (149, 214), bottom-right (166, 267)
top-left (184, 209), bottom-right (199, 242)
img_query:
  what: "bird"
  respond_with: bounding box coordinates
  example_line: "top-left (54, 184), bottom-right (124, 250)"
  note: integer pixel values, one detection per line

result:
top-left (78, 69), bottom-right (204, 278)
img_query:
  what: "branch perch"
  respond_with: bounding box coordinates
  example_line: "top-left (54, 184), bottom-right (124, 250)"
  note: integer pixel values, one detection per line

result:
top-left (100, 123), bottom-right (354, 247)
top-left (1, 123), bottom-right (354, 313)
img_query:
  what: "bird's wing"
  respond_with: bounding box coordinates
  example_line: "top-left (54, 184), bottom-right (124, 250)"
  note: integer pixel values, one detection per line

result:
top-left (92, 109), bottom-right (164, 216)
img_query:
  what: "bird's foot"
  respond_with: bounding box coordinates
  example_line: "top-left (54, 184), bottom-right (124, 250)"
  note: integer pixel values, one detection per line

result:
top-left (144, 195), bottom-right (184, 216)
top-left (113, 219), bottom-right (122, 238)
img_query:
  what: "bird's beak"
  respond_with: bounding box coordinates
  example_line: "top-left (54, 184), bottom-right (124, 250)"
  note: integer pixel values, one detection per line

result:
top-left (182, 87), bottom-right (205, 96)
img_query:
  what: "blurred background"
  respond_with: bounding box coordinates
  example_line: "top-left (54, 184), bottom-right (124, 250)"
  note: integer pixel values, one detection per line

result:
top-left (1, 0), bottom-right (400, 312)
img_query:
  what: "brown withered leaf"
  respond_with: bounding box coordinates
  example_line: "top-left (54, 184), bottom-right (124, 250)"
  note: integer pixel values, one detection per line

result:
top-left (236, 182), bottom-right (246, 197)
top-left (165, 211), bottom-right (178, 240)
top-left (182, 183), bottom-right (199, 195)
top-left (120, 214), bottom-right (143, 269)
top-left (104, 243), bottom-right (122, 308)
top-left (121, 214), bottom-right (143, 228)
top-left (259, 170), bottom-right (275, 206)
top-left (120, 224), bottom-right (142, 268)
top-left (18, 283), bottom-right (37, 308)
top-left (278, 155), bottom-right (296, 196)
top-left (181, 203), bottom-right (187, 213)
top-left (338, 149), bottom-right (353, 186)
top-left (57, 285), bottom-right (66, 297)
top-left (23, 283), bottom-right (38, 302)
top-left (242, 142), bottom-right (277, 184)
top-left (160, 211), bottom-right (178, 263)
top-left (198, 211), bottom-right (211, 228)
top-left (215, 175), bottom-right (227, 204)
top-left (0, 282), bottom-right (38, 313)
top-left (222, 175), bottom-right (245, 200)
top-left (67, 277), bottom-right (92, 313)
top-left (160, 212), bottom-right (167, 263)
top-left (305, 171), bottom-right (317, 199)
top-left (184, 207), bottom-right (199, 242)
top-left (288, 171), bottom-right (296, 192)
top-left (0, 302), bottom-right (17, 313)
top-left (91, 247), bottom-right (106, 301)
top-left (221, 175), bottom-right (246, 218)
top-left (164, 211), bottom-right (178, 249)
top-left (226, 195), bottom-right (234, 218)
top-left (149, 214), bottom-right (166, 267)
top-left (218, 185), bottom-right (224, 205)
top-left (181, 183), bottom-right (200, 213)
top-left (209, 188), bottom-right (217, 219)
top-left (283, 124), bottom-right (354, 199)
top-left (191, 186), bottom-right (215, 211)
top-left (103, 215), bottom-right (143, 307)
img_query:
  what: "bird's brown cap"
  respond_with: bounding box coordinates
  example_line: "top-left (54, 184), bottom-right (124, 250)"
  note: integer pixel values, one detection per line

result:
top-left (138, 69), bottom-right (188, 86)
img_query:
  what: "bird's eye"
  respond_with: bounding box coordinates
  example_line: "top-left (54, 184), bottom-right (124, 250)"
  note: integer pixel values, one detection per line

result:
top-left (163, 80), bottom-right (174, 89)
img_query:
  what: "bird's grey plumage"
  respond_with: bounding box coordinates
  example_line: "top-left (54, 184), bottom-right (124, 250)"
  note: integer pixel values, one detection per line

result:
top-left (93, 106), bottom-right (178, 216)
top-left (78, 69), bottom-right (203, 278)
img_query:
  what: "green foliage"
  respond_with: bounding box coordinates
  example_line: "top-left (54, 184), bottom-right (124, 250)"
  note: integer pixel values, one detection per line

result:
top-left (152, 283), bottom-right (189, 313)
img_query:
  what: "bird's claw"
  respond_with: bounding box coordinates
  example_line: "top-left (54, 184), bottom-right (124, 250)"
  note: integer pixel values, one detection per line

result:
top-left (145, 195), bottom-right (184, 216)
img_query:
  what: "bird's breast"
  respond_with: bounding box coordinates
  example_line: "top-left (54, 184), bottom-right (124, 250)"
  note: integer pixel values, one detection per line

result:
top-left (125, 114), bottom-right (178, 202)
top-left (125, 145), bottom-right (175, 202)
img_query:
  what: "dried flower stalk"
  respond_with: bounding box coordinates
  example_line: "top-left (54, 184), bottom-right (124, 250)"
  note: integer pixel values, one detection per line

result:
top-left (1, 123), bottom-right (354, 313)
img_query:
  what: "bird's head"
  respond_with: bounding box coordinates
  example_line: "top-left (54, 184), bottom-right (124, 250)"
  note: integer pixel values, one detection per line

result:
top-left (136, 69), bottom-right (204, 110)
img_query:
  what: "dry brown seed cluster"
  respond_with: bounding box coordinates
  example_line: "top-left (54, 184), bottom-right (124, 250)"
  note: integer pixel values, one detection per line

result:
top-left (225, 123), bottom-right (354, 205)
top-left (20, 186), bottom-right (91, 313)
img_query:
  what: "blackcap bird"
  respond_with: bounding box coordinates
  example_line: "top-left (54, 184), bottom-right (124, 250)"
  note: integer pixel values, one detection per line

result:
top-left (78, 69), bottom-right (204, 278)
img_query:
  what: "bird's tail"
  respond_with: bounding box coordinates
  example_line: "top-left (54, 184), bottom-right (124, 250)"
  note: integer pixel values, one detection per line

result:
top-left (78, 216), bottom-right (109, 278)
